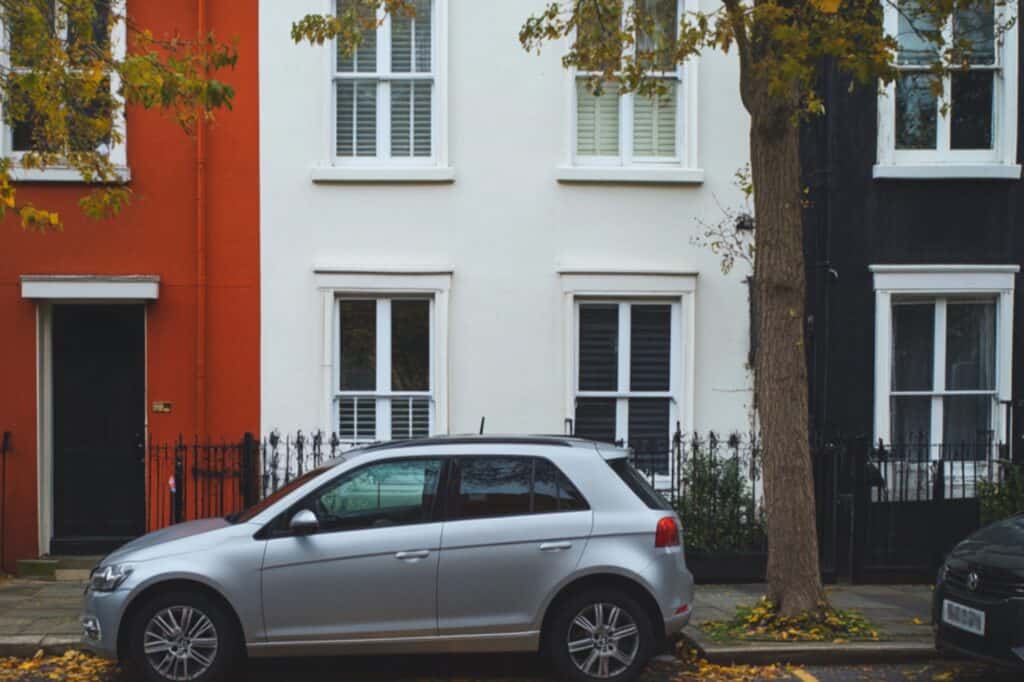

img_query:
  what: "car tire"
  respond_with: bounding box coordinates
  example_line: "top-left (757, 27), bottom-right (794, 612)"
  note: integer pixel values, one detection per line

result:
top-left (127, 590), bottom-right (241, 682)
top-left (546, 588), bottom-right (656, 682)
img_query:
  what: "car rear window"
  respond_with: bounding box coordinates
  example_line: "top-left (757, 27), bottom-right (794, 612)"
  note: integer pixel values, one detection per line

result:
top-left (608, 458), bottom-right (672, 510)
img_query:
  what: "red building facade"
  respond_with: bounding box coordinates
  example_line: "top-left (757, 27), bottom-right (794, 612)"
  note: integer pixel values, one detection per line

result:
top-left (0, 0), bottom-right (259, 570)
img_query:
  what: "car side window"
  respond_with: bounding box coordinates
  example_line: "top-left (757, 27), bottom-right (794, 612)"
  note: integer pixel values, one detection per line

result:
top-left (533, 458), bottom-right (589, 513)
top-left (450, 456), bottom-right (589, 521)
top-left (300, 458), bottom-right (444, 533)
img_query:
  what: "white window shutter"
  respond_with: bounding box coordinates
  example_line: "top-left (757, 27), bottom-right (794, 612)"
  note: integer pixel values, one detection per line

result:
top-left (391, 0), bottom-right (432, 73)
top-left (576, 79), bottom-right (620, 156)
top-left (391, 81), bottom-right (432, 157)
top-left (336, 0), bottom-right (377, 73)
top-left (634, 81), bottom-right (677, 157)
top-left (336, 81), bottom-right (378, 157)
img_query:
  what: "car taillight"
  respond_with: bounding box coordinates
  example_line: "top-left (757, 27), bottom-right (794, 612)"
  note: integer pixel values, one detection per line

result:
top-left (655, 517), bottom-right (680, 548)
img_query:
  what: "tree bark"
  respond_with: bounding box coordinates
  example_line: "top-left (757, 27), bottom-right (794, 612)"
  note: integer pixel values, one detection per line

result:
top-left (749, 100), bottom-right (825, 617)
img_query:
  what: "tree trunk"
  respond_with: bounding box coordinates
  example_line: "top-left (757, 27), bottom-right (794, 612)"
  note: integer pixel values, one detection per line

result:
top-left (749, 103), bottom-right (825, 617)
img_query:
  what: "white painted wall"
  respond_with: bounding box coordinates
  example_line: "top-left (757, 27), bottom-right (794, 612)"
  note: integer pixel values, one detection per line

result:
top-left (259, 0), bottom-right (753, 439)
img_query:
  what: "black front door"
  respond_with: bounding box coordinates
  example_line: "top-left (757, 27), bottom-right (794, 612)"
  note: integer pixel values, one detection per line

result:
top-left (52, 304), bottom-right (146, 554)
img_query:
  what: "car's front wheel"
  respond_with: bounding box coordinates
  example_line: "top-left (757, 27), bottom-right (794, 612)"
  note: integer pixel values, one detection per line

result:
top-left (547, 589), bottom-right (656, 681)
top-left (128, 590), bottom-right (239, 682)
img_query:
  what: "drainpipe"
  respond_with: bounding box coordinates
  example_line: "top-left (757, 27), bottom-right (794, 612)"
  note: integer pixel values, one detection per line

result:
top-left (195, 0), bottom-right (209, 437)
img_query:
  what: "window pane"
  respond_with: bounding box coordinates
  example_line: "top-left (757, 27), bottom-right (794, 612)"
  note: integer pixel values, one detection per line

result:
top-left (951, 71), bottom-right (994, 150)
top-left (892, 303), bottom-right (934, 391)
top-left (338, 396), bottom-right (377, 441)
top-left (453, 457), bottom-right (532, 520)
top-left (336, 81), bottom-right (378, 157)
top-left (896, 0), bottom-right (939, 65)
top-left (390, 80), bottom-right (432, 158)
top-left (628, 398), bottom-right (670, 475)
top-left (534, 458), bottom-right (589, 513)
top-left (891, 396), bottom-right (931, 454)
top-left (337, 0), bottom-right (377, 73)
top-left (943, 395), bottom-right (993, 448)
top-left (8, 0), bottom-right (56, 68)
top-left (636, 0), bottom-right (678, 70)
top-left (574, 398), bottom-right (617, 444)
top-left (391, 0), bottom-right (432, 73)
top-left (391, 397), bottom-right (430, 440)
top-left (576, 79), bottom-right (620, 156)
top-left (630, 304), bottom-right (671, 391)
top-left (579, 304), bottom-right (619, 390)
top-left (340, 300), bottom-right (376, 390)
top-left (946, 302), bottom-right (996, 390)
top-left (67, 0), bottom-right (111, 52)
top-left (315, 458), bottom-right (442, 531)
top-left (633, 81), bottom-right (677, 158)
top-left (895, 74), bottom-right (938, 150)
top-left (954, 5), bottom-right (995, 65)
top-left (391, 300), bottom-right (430, 390)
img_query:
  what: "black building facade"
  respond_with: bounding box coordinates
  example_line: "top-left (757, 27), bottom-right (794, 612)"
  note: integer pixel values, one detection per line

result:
top-left (800, 5), bottom-right (1021, 581)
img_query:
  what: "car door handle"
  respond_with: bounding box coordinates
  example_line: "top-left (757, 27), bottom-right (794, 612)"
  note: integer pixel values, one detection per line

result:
top-left (395, 550), bottom-right (430, 561)
top-left (540, 542), bottom-right (572, 552)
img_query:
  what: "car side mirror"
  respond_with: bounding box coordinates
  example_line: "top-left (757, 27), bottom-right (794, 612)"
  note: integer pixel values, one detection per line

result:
top-left (289, 509), bottom-right (319, 535)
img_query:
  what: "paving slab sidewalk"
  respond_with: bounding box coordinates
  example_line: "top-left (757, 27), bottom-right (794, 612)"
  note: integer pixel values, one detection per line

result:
top-left (683, 583), bottom-right (941, 666)
top-left (0, 577), bottom-right (942, 665)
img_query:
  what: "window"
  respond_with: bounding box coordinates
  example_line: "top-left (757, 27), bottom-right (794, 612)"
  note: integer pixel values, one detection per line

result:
top-left (573, 301), bottom-right (679, 474)
top-left (1, 0), bottom-right (127, 169)
top-left (570, 0), bottom-right (694, 171)
top-left (336, 297), bottom-right (433, 442)
top-left (877, 0), bottom-right (1019, 178)
top-left (450, 457), bottom-right (588, 521)
top-left (872, 265), bottom-right (1017, 460)
top-left (332, 0), bottom-right (440, 165)
top-left (608, 457), bottom-right (672, 510)
top-left (303, 458), bottom-right (443, 533)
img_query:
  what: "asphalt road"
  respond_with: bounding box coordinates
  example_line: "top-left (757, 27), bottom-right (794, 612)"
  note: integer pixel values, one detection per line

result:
top-left (6, 652), bottom-right (1020, 681)
top-left (230, 655), bottom-right (1019, 681)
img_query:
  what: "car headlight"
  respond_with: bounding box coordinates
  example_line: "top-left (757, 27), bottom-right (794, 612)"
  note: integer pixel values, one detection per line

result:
top-left (89, 565), bottom-right (133, 592)
top-left (937, 562), bottom-right (949, 585)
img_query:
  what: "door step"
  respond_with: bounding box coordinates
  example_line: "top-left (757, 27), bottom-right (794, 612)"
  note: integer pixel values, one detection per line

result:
top-left (17, 556), bottom-right (101, 581)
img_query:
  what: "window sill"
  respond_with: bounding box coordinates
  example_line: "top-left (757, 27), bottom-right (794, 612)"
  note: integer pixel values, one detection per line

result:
top-left (873, 163), bottom-right (1022, 180)
top-left (11, 166), bottom-right (132, 183)
top-left (311, 165), bottom-right (455, 183)
top-left (555, 166), bottom-right (704, 184)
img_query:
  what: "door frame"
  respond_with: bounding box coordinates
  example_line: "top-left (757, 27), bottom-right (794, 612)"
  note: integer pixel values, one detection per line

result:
top-left (35, 300), bottom-right (150, 556)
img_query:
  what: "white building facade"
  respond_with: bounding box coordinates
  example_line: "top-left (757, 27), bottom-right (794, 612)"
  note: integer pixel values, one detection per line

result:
top-left (259, 0), bottom-right (754, 470)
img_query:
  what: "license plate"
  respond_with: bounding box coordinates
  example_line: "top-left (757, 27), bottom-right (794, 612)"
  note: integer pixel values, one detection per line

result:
top-left (943, 599), bottom-right (986, 636)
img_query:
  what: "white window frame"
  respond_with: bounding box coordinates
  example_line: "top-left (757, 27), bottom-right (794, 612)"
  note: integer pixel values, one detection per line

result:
top-left (558, 0), bottom-right (701, 183)
top-left (872, 264), bottom-right (1018, 455)
top-left (315, 267), bottom-right (451, 440)
top-left (875, 1), bottom-right (1020, 180)
top-left (559, 269), bottom-right (696, 457)
top-left (0, 0), bottom-right (129, 182)
top-left (323, 0), bottom-right (448, 175)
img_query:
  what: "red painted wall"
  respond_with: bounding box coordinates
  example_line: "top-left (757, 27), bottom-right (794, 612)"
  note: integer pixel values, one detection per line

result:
top-left (0, 0), bottom-right (259, 570)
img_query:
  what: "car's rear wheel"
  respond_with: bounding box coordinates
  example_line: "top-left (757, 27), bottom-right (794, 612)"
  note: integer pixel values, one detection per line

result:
top-left (547, 589), bottom-right (655, 681)
top-left (128, 590), bottom-right (239, 682)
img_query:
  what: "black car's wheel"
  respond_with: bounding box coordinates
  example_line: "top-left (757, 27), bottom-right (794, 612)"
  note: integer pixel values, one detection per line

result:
top-left (128, 590), bottom-right (240, 682)
top-left (546, 589), bottom-right (655, 682)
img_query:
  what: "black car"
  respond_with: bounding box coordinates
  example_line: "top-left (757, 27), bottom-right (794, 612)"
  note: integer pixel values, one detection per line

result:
top-left (934, 513), bottom-right (1024, 669)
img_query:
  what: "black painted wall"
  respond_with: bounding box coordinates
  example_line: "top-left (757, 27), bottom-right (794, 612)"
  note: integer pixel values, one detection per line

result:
top-left (800, 38), bottom-right (1024, 450)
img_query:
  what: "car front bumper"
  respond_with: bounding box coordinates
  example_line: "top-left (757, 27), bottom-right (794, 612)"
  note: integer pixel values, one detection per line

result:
top-left (80, 587), bottom-right (131, 661)
top-left (933, 584), bottom-right (1024, 670)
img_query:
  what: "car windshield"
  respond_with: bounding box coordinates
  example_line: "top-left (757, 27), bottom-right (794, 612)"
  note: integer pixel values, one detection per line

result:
top-left (227, 467), bottom-right (330, 524)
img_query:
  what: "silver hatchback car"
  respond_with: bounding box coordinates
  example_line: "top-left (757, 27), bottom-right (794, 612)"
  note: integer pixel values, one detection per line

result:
top-left (82, 436), bottom-right (693, 682)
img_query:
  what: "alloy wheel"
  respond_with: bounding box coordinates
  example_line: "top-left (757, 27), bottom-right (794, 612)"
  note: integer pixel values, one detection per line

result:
top-left (566, 601), bottom-right (641, 678)
top-left (143, 605), bottom-right (220, 681)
